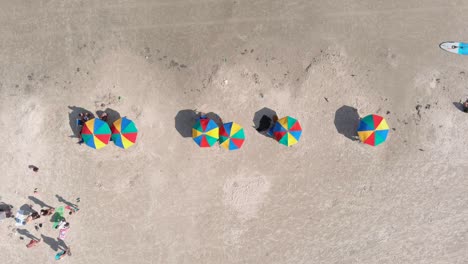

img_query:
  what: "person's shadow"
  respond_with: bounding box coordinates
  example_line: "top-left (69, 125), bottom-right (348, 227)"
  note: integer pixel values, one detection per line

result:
top-left (68, 106), bottom-right (94, 138)
top-left (41, 234), bottom-right (67, 251)
top-left (28, 196), bottom-right (52, 209)
top-left (253, 107), bottom-right (277, 137)
top-left (96, 108), bottom-right (121, 125)
top-left (17, 228), bottom-right (39, 240)
top-left (55, 195), bottom-right (78, 209)
top-left (334, 105), bottom-right (360, 141)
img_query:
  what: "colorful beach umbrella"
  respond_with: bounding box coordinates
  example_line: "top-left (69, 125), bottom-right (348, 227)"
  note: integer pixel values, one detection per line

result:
top-left (272, 116), bottom-right (302, 146)
top-left (219, 122), bottom-right (245, 150)
top-left (81, 118), bottom-right (111, 149)
top-left (192, 118), bottom-right (219, 147)
top-left (357, 114), bottom-right (389, 146)
top-left (111, 117), bottom-right (138, 149)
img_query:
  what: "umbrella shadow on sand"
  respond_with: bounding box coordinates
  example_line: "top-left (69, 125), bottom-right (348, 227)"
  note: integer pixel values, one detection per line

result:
top-left (334, 105), bottom-right (360, 141)
top-left (453, 102), bottom-right (467, 112)
top-left (175, 109), bottom-right (198, 138)
top-left (253, 107), bottom-right (277, 138)
top-left (96, 108), bottom-right (121, 125)
top-left (175, 110), bottom-right (224, 138)
top-left (67, 106), bottom-right (95, 138)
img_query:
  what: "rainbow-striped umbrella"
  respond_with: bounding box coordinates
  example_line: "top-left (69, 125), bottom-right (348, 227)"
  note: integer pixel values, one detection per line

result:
top-left (357, 114), bottom-right (389, 146)
top-left (192, 117), bottom-right (219, 147)
top-left (81, 118), bottom-right (111, 149)
top-left (111, 117), bottom-right (138, 149)
top-left (272, 116), bottom-right (302, 146)
top-left (219, 122), bottom-right (245, 150)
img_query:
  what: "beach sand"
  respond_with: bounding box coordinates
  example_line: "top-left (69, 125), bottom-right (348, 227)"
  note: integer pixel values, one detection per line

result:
top-left (0, 1), bottom-right (467, 263)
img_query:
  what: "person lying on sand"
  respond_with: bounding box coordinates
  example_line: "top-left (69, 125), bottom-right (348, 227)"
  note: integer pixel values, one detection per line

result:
top-left (26, 238), bottom-right (41, 248)
top-left (25, 205), bottom-right (40, 223)
top-left (65, 205), bottom-right (78, 216)
top-left (55, 247), bottom-right (72, 260)
top-left (40, 207), bottom-right (55, 216)
top-left (25, 212), bottom-right (40, 223)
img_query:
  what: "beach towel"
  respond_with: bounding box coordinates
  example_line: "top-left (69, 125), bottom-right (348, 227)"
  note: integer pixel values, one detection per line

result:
top-left (58, 228), bottom-right (69, 240)
top-left (52, 206), bottom-right (65, 229)
top-left (0, 211), bottom-right (6, 221)
top-left (26, 239), bottom-right (40, 248)
top-left (15, 210), bottom-right (27, 226)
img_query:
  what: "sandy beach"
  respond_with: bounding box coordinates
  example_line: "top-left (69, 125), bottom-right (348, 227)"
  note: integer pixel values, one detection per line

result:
top-left (0, 1), bottom-right (467, 263)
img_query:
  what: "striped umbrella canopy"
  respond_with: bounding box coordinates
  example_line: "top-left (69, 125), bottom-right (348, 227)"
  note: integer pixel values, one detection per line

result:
top-left (81, 118), bottom-right (111, 149)
top-left (219, 122), bottom-right (245, 150)
top-left (357, 114), bottom-right (389, 146)
top-left (192, 117), bottom-right (219, 147)
top-left (271, 116), bottom-right (302, 146)
top-left (111, 117), bottom-right (138, 149)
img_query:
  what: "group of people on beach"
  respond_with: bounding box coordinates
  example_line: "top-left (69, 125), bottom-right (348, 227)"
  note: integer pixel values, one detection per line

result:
top-left (76, 111), bottom-right (108, 144)
top-left (27, 200), bottom-right (77, 260)
top-left (0, 189), bottom-right (79, 260)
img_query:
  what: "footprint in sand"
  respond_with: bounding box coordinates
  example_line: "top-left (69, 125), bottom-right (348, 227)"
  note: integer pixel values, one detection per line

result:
top-left (223, 173), bottom-right (270, 222)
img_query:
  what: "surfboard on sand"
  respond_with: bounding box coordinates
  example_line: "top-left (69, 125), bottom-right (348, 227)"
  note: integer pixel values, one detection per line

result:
top-left (440, 42), bottom-right (468, 55)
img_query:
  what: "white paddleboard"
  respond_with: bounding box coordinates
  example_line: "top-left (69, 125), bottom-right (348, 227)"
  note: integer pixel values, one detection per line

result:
top-left (440, 42), bottom-right (468, 55)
